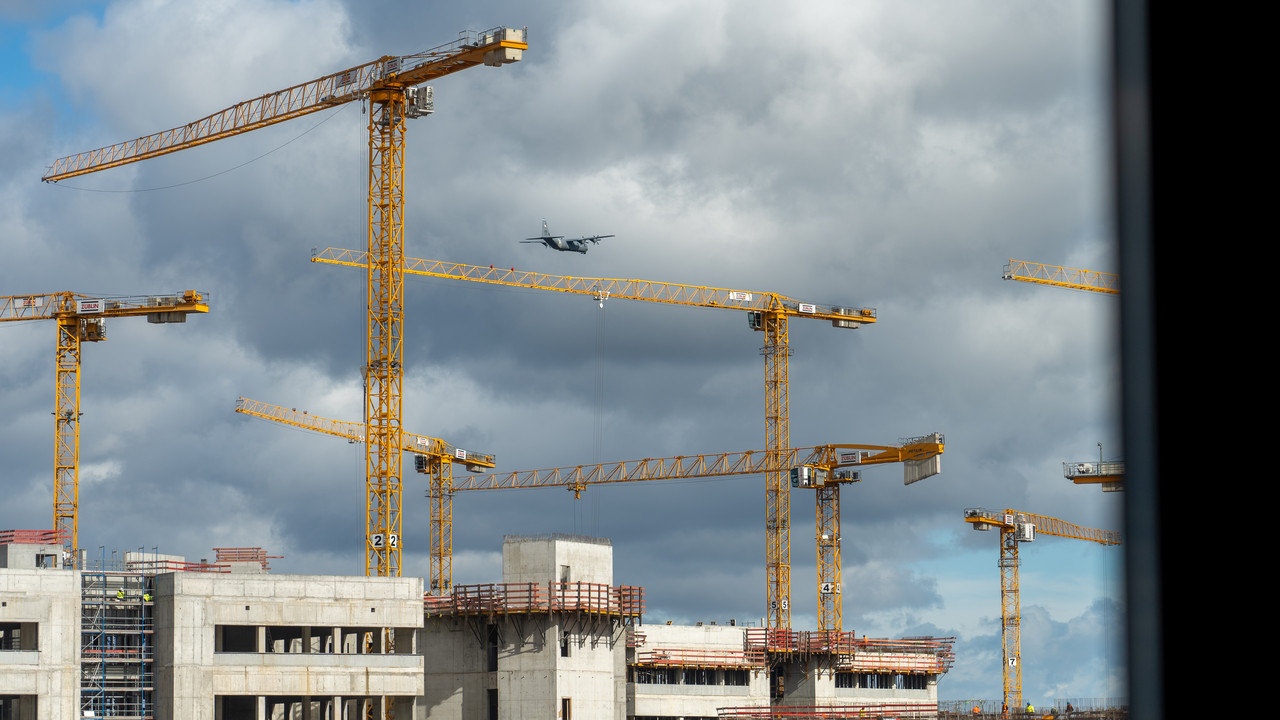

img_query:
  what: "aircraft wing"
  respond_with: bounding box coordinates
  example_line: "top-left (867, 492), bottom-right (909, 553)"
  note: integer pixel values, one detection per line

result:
top-left (584, 234), bottom-right (615, 244)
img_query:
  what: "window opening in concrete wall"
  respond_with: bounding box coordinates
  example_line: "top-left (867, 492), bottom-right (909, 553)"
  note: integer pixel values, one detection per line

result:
top-left (561, 696), bottom-right (571, 720)
top-left (0, 695), bottom-right (37, 719)
top-left (900, 673), bottom-right (928, 690)
top-left (835, 672), bottom-right (856, 689)
top-left (724, 669), bottom-right (750, 686)
top-left (632, 668), bottom-right (677, 685)
top-left (856, 672), bottom-right (903, 689)
top-left (560, 565), bottom-right (571, 582)
top-left (560, 633), bottom-right (571, 657)
top-left (487, 688), bottom-right (498, 720)
top-left (487, 624), bottom-right (499, 671)
top-left (0, 622), bottom-right (37, 650)
top-left (216, 695), bottom-right (256, 719)
top-left (683, 668), bottom-right (714, 685)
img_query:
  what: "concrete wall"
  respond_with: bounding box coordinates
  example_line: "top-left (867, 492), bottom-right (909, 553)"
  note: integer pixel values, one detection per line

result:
top-left (154, 572), bottom-right (424, 720)
top-left (629, 623), bottom-right (769, 718)
top-left (0, 543), bottom-right (61, 570)
top-left (420, 535), bottom-right (627, 720)
top-left (0, 568), bottom-right (80, 720)
top-left (502, 534), bottom-right (613, 586)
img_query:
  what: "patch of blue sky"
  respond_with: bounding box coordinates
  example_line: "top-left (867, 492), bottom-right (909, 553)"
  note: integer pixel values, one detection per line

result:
top-left (0, 3), bottom-right (107, 109)
top-left (0, 23), bottom-right (39, 107)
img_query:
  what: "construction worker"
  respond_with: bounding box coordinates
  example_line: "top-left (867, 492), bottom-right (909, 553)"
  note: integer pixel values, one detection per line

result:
top-left (1025, 701), bottom-right (1035, 716)
top-left (973, 705), bottom-right (982, 715)
top-left (115, 589), bottom-right (125, 600)
top-left (1065, 702), bottom-right (1074, 716)
top-left (142, 591), bottom-right (152, 602)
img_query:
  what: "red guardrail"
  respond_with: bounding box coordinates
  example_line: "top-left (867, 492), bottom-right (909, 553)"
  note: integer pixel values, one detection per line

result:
top-left (635, 647), bottom-right (767, 668)
top-left (718, 702), bottom-right (939, 719)
top-left (425, 581), bottom-right (645, 619)
top-left (743, 629), bottom-right (955, 672)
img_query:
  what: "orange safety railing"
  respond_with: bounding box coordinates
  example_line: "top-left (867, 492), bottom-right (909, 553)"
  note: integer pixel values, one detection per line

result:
top-left (635, 647), bottom-right (767, 668)
top-left (744, 630), bottom-right (955, 672)
top-left (718, 702), bottom-right (939, 719)
top-left (213, 546), bottom-right (283, 571)
top-left (627, 629), bottom-right (648, 648)
top-left (0, 529), bottom-right (65, 545)
top-left (424, 581), bottom-right (644, 619)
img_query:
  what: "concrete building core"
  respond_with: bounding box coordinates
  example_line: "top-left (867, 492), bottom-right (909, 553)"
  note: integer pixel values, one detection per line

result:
top-left (2, 532), bottom-right (954, 719)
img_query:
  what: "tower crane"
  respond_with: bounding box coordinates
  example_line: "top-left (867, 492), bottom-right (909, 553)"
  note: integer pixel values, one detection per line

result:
top-left (963, 507), bottom-right (1120, 712)
top-left (233, 396), bottom-right (494, 586)
top-left (1, 290), bottom-right (209, 566)
top-left (231, 391), bottom-right (940, 622)
top-left (43, 27), bottom-right (528, 579)
top-left (442, 433), bottom-right (943, 635)
top-left (1002, 259), bottom-right (1120, 294)
top-left (311, 250), bottom-right (877, 629)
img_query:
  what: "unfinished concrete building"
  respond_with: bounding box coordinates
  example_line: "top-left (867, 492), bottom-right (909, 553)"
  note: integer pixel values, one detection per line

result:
top-left (2, 531), bottom-right (954, 719)
top-left (419, 534), bottom-right (954, 720)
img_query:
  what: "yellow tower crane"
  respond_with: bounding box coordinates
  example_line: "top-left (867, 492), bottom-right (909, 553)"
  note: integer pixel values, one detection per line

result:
top-left (1002, 259), bottom-right (1120, 294)
top-left (962, 507), bottom-right (1120, 712)
top-left (312, 249), bottom-right (878, 630)
top-left (1, 291), bottom-right (209, 566)
top-left (43, 28), bottom-right (528, 578)
top-left (229, 394), bottom-right (939, 630)
top-left (233, 396), bottom-right (494, 586)
top-left (448, 434), bottom-right (943, 635)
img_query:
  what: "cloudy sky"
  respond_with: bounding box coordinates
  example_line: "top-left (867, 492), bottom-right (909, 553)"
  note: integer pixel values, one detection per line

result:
top-left (1, 0), bottom-right (1122, 705)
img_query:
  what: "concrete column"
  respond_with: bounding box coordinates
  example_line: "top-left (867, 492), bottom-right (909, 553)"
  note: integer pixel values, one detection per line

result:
top-left (257, 626), bottom-right (267, 653)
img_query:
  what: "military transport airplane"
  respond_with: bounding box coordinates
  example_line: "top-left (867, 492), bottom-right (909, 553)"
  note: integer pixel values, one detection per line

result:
top-left (520, 220), bottom-right (615, 254)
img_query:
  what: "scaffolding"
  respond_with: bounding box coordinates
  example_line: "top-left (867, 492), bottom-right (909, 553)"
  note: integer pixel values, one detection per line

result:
top-left (80, 570), bottom-right (153, 719)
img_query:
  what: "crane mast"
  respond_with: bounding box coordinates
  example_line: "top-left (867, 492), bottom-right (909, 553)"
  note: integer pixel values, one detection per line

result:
top-left (963, 507), bottom-right (1119, 711)
top-left (313, 250), bottom-right (876, 629)
top-left (2, 291), bottom-right (209, 566)
top-left (43, 28), bottom-right (527, 582)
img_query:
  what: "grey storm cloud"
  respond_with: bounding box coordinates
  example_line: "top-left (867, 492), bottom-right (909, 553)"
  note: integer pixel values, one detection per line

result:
top-left (1, 0), bottom-right (1121, 703)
